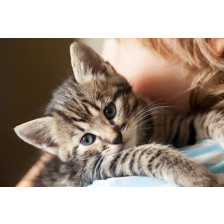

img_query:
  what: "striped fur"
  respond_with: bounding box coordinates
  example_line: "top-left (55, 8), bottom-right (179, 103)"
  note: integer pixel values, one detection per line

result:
top-left (15, 42), bottom-right (224, 187)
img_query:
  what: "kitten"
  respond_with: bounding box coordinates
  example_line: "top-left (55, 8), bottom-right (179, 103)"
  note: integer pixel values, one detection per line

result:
top-left (14, 42), bottom-right (224, 187)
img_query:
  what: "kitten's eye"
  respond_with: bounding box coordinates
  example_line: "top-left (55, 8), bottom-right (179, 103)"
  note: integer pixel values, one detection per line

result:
top-left (104, 103), bottom-right (116, 119)
top-left (80, 133), bottom-right (96, 146)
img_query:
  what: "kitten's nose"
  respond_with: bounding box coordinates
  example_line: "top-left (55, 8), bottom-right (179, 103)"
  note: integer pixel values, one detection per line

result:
top-left (112, 132), bottom-right (123, 145)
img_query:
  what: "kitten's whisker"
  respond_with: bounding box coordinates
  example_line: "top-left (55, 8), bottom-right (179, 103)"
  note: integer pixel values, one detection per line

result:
top-left (129, 105), bottom-right (150, 124)
top-left (131, 118), bottom-right (153, 131)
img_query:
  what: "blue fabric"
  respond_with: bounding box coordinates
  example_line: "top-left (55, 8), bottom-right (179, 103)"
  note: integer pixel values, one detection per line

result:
top-left (88, 139), bottom-right (224, 187)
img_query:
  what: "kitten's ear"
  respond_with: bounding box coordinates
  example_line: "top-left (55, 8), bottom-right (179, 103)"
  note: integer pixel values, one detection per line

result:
top-left (70, 42), bottom-right (110, 82)
top-left (14, 117), bottom-right (58, 156)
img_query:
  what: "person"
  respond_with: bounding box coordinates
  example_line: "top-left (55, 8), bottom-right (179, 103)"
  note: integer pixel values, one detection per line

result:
top-left (102, 38), bottom-right (224, 113)
top-left (17, 38), bottom-right (224, 187)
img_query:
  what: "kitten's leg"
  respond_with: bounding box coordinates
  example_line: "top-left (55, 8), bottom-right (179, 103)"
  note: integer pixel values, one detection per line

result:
top-left (151, 110), bottom-right (199, 148)
top-left (94, 144), bottom-right (218, 187)
top-left (152, 110), bottom-right (224, 148)
top-left (194, 110), bottom-right (224, 149)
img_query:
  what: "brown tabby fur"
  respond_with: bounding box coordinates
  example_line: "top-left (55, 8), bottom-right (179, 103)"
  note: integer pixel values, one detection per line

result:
top-left (15, 42), bottom-right (224, 187)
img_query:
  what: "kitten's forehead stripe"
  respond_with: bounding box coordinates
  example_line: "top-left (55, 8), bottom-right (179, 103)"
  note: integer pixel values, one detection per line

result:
top-left (63, 104), bottom-right (77, 114)
top-left (83, 104), bottom-right (92, 115)
top-left (63, 95), bottom-right (78, 105)
top-left (74, 125), bottom-right (85, 132)
top-left (71, 116), bottom-right (86, 123)
top-left (71, 97), bottom-right (78, 105)
top-left (53, 109), bottom-right (73, 123)
top-left (113, 86), bottom-right (132, 102)
top-left (69, 82), bottom-right (84, 97)
top-left (53, 108), bottom-right (88, 124)
top-left (81, 99), bottom-right (100, 111)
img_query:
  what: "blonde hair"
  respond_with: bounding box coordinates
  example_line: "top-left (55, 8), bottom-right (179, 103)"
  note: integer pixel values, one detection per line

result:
top-left (138, 38), bottom-right (224, 112)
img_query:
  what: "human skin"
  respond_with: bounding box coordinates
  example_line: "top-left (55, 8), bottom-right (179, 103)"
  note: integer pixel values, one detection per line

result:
top-left (102, 38), bottom-right (224, 113)
top-left (102, 39), bottom-right (194, 112)
top-left (17, 38), bottom-right (224, 186)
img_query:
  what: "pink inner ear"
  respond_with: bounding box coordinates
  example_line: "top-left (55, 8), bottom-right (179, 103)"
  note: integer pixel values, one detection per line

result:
top-left (25, 127), bottom-right (57, 148)
top-left (14, 117), bottom-right (58, 149)
top-left (70, 42), bottom-right (111, 78)
top-left (77, 45), bottom-right (103, 74)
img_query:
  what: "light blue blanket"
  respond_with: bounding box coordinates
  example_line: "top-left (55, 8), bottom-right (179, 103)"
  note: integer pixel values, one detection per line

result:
top-left (88, 139), bottom-right (224, 187)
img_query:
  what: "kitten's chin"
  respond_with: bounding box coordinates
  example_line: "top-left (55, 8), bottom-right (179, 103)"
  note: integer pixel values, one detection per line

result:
top-left (102, 144), bottom-right (123, 156)
top-left (102, 135), bottom-right (138, 156)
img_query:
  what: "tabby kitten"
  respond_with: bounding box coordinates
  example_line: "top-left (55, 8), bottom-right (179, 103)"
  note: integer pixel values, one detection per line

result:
top-left (15, 42), bottom-right (224, 187)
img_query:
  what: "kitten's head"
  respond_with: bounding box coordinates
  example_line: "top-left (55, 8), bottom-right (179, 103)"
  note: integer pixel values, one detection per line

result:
top-left (14, 42), bottom-right (151, 161)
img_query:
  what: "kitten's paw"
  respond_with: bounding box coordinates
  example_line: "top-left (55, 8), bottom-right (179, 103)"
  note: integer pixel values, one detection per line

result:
top-left (181, 166), bottom-right (219, 187)
top-left (193, 172), bottom-right (219, 187)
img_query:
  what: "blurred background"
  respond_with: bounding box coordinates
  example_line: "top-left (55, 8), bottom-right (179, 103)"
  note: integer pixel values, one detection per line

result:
top-left (0, 38), bottom-right (103, 186)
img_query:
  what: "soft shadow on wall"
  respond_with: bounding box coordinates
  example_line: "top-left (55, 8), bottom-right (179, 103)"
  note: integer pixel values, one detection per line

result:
top-left (0, 38), bottom-right (103, 186)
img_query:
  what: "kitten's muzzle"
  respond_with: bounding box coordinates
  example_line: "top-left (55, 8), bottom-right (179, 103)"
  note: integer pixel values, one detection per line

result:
top-left (98, 126), bottom-right (123, 145)
top-left (111, 132), bottom-right (123, 145)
